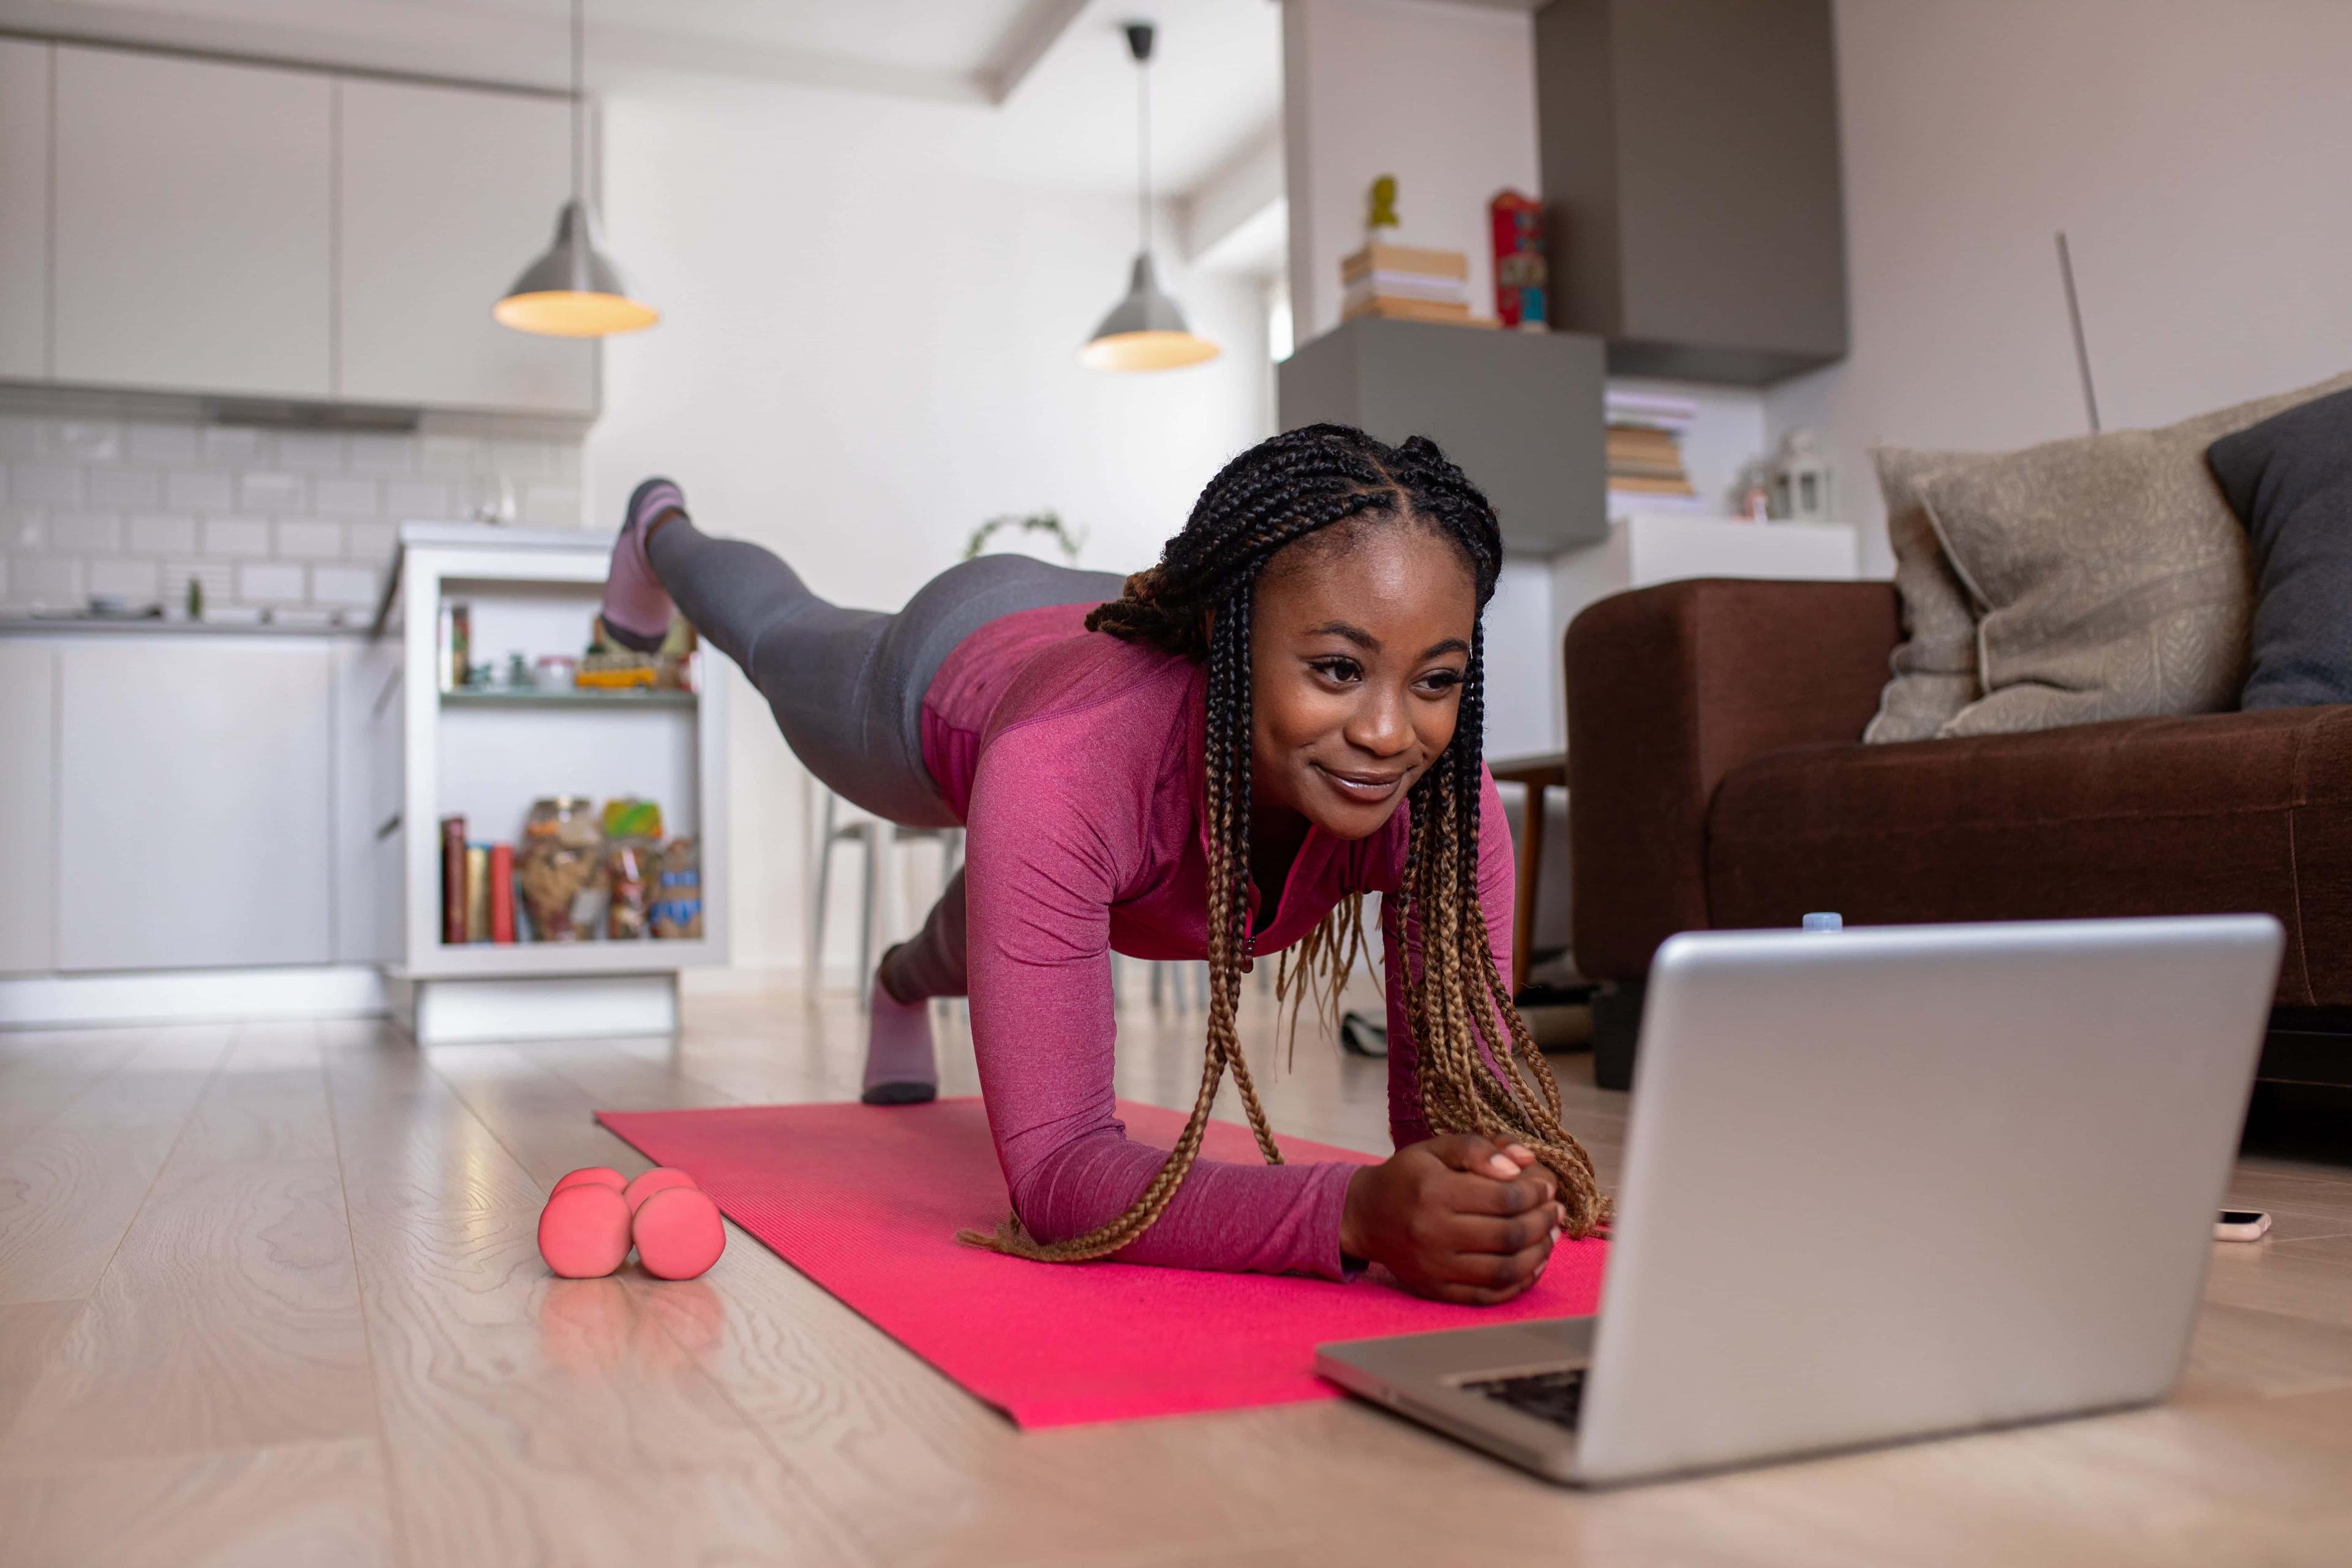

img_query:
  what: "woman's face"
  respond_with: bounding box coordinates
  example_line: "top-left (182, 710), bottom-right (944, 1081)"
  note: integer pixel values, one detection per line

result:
top-left (1248, 520), bottom-right (1479, 841)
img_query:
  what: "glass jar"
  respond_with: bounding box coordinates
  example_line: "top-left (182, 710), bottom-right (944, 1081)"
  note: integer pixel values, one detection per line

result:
top-left (517, 796), bottom-right (603, 941)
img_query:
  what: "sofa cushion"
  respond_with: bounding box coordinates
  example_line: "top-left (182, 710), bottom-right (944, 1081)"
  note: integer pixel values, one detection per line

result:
top-left (1705, 705), bottom-right (2352, 1006)
top-left (2207, 385), bottom-right (2352, 709)
top-left (1863, 446), bottom-right (1989, 743)
top-left (1920, 370), bottom-right (2352, 739)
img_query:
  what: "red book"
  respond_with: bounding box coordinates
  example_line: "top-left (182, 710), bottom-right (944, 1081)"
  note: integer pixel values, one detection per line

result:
top-left (489, 844), bottom-right (516, 943)
top-left (440, 816), bottom-right (467, 944)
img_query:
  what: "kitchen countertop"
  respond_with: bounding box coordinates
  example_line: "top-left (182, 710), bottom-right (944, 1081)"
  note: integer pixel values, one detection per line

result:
top-left (0, 614), bottom-right (368, 638)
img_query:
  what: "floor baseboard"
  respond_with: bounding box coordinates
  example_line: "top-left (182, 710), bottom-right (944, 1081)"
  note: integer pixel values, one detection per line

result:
top-left (0, 965), bottom-right (388, 1029)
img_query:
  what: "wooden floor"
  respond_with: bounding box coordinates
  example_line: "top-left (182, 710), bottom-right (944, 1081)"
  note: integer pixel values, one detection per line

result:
top-left (4, 987), bottom-right (2351, 1567)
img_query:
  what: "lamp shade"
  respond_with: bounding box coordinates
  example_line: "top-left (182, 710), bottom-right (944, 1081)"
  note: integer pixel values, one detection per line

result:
top-left (1080, 254), bottom-right (1219, 372)
top-left (493, 200), bottom-right (659, 338)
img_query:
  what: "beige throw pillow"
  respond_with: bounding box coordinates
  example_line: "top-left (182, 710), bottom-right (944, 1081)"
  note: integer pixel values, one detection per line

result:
top-left (1863, 447), bottom-right (1989, 742)
top-left (1921, 370), bottom-right (2352, 738)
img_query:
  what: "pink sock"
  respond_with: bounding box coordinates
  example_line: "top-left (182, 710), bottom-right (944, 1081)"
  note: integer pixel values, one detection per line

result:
top-left (601, 477), bottom-right (685, 649)
top-left (862, 973), bottom-right (938, 1106)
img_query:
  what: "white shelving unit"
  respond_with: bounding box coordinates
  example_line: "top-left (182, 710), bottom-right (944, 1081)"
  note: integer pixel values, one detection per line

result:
top-left (372, 522), bottom-right (728, 1042)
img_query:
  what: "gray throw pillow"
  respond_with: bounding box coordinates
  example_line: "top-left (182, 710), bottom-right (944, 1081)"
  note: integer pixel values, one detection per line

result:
top-left (2207, 385), bottom-right (2352, 709)
top-left (1920, 370), bottom-right (2352, 738)
top-left (1863, 446), bottom-right (1989, 743)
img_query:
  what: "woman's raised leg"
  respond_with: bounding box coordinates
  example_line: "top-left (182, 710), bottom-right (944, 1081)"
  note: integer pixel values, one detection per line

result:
top-left (598, 478), bottom-right (1120, 1102)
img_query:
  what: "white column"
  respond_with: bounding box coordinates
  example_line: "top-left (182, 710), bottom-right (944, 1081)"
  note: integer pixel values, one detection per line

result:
top-left (1281, 0), bottom-right (1542, 344)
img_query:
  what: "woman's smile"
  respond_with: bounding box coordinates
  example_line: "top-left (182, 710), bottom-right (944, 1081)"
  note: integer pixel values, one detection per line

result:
top-left (1310, 761), bottom-right (1407, 805)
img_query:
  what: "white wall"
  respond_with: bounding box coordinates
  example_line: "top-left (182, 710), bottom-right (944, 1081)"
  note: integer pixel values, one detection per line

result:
top-left (587, 74), bottom-right (1270, 977)
top-left (1282, 0), bottom-right (1540, 339)
top-left (1768, 0), bottom-right (2352, 575)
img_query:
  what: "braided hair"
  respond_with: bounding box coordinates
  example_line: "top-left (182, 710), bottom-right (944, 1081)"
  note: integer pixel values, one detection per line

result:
top-left (957, 424), bottom-right (1610, 1262)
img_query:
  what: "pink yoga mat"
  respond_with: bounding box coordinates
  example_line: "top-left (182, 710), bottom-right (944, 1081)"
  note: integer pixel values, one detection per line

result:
top-left (597, 1098), bottom-right (1608, 1428)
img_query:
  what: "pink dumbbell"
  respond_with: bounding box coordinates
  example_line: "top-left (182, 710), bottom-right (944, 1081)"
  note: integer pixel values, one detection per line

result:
top-left (622, 1166), bottom-right (697, 1213)
top-left (633, 1185), bottom-right (726, 1280)
top-left (537, 1166), bottom-right (725, 1281)
top-left (538, 1180), bottom-right (631, 1279)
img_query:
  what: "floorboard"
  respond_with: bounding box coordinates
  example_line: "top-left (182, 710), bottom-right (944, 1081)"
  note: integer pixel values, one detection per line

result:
top-left (321, 1031), bottom-right (872, 1568)
top-left (0, 986), bottom-right (2346, 1565)
top-left (0, 1030), bottom-right (228, 1306)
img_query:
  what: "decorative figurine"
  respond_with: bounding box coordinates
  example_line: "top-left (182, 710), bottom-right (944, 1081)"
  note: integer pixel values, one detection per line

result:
top-left (1488, 190), bottom-right (1549, 332)
top-left (1367, 173), bottom-right (1400, 235)
top-left (1770, 429), bottom-right (1836, 523)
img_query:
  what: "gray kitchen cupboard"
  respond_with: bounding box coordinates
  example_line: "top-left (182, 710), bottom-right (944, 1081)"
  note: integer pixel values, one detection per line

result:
top-left (51, 45), bottom-right (333, 399)
top-left (0, 40), bottom-right (47, 380)
top-left (336, 77), bottom-right (596, 417)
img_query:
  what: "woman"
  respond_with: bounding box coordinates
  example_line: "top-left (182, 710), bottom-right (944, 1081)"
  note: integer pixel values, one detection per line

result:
top-left (601, 426), bottom-right (1607, 1303)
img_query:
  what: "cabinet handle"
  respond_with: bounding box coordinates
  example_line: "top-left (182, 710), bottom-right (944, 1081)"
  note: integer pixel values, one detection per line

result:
top-left (375, 812), bottom-right (403, 841)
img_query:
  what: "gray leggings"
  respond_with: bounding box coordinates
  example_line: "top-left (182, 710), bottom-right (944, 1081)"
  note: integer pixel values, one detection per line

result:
top-left (646, 518), bottom-right (1126, 1001)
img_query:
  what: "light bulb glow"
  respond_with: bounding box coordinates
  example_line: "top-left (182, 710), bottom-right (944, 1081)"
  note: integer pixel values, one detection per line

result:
top-left (492, 290), bottom-right (660, 339)
top-left (1079, 330), bottom-right (1221, 372)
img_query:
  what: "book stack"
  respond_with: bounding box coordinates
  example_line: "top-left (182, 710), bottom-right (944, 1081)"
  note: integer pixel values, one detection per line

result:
top-left (1605, 390), bottom-right (1700, 499)
top-left (440, 816), bottom-right (517, 945)
top-left (1340, 243), bottom-right (1491, 328)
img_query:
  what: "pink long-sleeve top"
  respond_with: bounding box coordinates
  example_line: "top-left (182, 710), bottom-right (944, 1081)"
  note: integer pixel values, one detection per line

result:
top-left (919, 603), bottom-right (1517, 1280)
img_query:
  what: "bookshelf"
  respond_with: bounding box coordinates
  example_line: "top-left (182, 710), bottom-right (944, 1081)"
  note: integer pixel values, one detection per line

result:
top-left (370, 522), bottom-right (728, 1042)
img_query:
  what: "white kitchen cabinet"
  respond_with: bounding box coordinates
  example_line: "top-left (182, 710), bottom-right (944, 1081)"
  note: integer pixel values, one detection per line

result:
top-left (0, 40), bottom-right (48, 379)
top-left (57, 640), bottom-right (335, 971)
top-left (337, 78), bottom-right (596, 415)
top-left (52, 46), bottom-right (331, 399)
top-left (0, 644), bottom-right (56, 973)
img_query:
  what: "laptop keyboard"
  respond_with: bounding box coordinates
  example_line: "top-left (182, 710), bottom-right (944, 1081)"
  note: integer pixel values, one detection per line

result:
top-left (1460, 1366), bottom-right (1587, 1429)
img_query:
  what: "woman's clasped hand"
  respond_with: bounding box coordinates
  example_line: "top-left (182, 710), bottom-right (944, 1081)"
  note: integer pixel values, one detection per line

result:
top-left (1340, 1136), bottom-right (1567, 1303)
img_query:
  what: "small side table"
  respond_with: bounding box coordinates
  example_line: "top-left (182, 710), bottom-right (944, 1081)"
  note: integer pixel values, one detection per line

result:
top-left (1488, 750), bottom-right (1567, 998)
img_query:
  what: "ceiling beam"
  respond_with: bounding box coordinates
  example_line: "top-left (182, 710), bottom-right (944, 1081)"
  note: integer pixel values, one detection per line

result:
top-left (981, 0), bottom-right (1090, 105)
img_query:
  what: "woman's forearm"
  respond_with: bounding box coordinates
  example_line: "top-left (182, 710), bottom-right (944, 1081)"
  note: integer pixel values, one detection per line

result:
top-left (1003, 1125), bottom-right (1355, 1277)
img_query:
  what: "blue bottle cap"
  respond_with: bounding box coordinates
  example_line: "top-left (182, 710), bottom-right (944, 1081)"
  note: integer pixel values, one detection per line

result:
top-left (1801, 911), bottom-right (1844, 932)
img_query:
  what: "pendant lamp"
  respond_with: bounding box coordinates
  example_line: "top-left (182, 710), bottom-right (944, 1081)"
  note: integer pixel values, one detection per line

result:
top-left (1081, 23), bottom-right (1218, 372)
top-left (494, 0), bottom-right (658, 337)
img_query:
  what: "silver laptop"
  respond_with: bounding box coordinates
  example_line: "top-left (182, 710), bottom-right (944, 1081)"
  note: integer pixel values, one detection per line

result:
top-left (1317, 916), bottom-right (2282, 1487)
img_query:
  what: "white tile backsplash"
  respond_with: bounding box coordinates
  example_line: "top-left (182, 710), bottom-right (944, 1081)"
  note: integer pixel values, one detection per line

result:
top-left (203, 518), bottom-right (271, 557)
top-left (166, 470), bottom-right (236, 512)
top-left (88, 469), bottom-right (161, 510)
top-left (201, 426), bottom-right (265, 464)
top-left (522, 483), bottom-right (581, 526)
top-left (127, 423), bottom-right (199, 464)
top-left (56, 422), bottom-right (124, 461)
top-left (89, 557), bottom-right (160, 599)
top-left (383, 478), bottom-right (451, 518)
top-left (345, 433), bottom-right (415, 475)
top-left (311, 564), bottom-right (380, 607)
top-left (345, 520), bottom-right (398, 561)
top-left (276, 519), bottom-right (345, 559)
top-left (311, 477), bottom-right (379, 517)
top-left (236, 561), bottom-right (306, 603)
top-left (51, 512), bottom-right (123, 553)
top-left (274, 431), bottom-right (344, 470)
top-left (15, 464), bottom-right (83, 506)
top-left (239, 472), bottom-right (306, 511)
top-left (13, 555), bottom-right (80, 606)
top-left (0, 412), bottom-right (585, 616)
top-left (127, 514), bottom-right (198, 555)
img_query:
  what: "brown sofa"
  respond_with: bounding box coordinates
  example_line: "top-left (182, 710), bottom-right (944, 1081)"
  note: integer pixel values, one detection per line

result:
top-left (1564, 578), bottom-right (2352, 1090)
